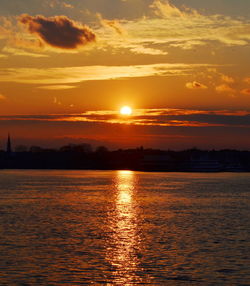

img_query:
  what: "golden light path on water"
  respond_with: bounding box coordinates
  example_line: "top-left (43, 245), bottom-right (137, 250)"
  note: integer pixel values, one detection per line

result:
top-left (105, 170), bottom-right (145, 285)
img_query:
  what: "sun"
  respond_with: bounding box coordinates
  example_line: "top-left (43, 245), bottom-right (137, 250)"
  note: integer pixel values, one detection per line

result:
top-left (120, 106), bottom-right (132, 116)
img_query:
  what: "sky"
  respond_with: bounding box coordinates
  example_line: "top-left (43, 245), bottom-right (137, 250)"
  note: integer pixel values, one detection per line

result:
top-left (0, 0), bottom-right (250, 150)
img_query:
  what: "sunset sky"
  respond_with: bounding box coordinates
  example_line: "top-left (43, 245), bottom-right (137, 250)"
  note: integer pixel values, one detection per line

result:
top-left (0, 0), bottom-right (250, 149)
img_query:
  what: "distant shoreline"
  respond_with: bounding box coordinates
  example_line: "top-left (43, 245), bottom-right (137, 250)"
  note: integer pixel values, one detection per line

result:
top-left (1, 146), bottom-right (250, 172)
top-left (1, 168), bottom-right (250, 173)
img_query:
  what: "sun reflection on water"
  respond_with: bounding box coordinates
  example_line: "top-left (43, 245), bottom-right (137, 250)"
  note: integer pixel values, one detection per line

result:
top-left (106, 170), bottom-right (144, 285)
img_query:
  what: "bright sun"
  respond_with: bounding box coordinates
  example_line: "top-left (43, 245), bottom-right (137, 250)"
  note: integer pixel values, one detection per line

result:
top-left (120, 106), bottom-right (132, 115)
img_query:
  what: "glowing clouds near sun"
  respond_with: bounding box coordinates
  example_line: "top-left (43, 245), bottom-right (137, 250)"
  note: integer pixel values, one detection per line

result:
top-left (120, 106), bottom-right (132, 116)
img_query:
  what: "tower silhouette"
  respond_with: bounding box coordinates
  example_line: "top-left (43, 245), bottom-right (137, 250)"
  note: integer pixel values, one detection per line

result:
top-left (7, 133), bottom-right (12, 154)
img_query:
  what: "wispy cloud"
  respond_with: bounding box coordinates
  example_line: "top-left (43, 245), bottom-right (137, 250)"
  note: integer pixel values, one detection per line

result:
top-left (221, 74), bottom-right (235, 84)
top-left (37, 85), bottom-right (76, 90)
top-left (47, 0), bottom-right (74, 9)
top-left (2, 47), bottom-right (48, 58)
top-left (98, 14), bottom-right (126, 36)
top-left (216, 84), bottom-right (236, 94)
top-left (0, 17), bottom-right (11, 40)
top-left (0, 63), bottom-right (214, 84)
top-left (151, 0), bottom-right (200, 18)
top-left (62, 2), bottom-right (74, 9)
top-left (1, 108), bottom-right (250, 128)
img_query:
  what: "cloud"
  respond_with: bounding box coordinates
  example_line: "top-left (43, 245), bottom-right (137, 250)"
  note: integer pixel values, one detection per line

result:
top-left (244, 77), bottom-right (250, 84)
top-left (2, 47), bottom-right (48, 58)
top-left (128, 45), bottom-right (168, 55)
top-left (241, 89), bottom-right (250, 95)
top-left (0, 16), bottom-right (44, 51)
top-left (1, 108), bottom-right (250, 128)
top-left (47, 0), bottom-right (74, 9)
top-left (99, 16), bottom-right (125, 36)
top-left (19, 14), bottom-right (96, 49)
top-left (97, 14), bottom-right (169, 55)
top-left (62, 2), bottom-right (74, 9)
top-left (216, 84), bottom-right (235, 94)
top-left (208, 69), bottom-right (236, 83)
top-left (221, 74), bottom-right (235, 84)
top-left (0, 63), bottom-right (214, 84)
top-left (169, 40), bottom-right (206, 50)
top-left (186, 81), bottom-right (208, 90)
top-left (0, 17), bottom-right (11, 40)
top-left (37, 85), bottom-right (76, 90)
top-left (151, 0), bottom-right (200, 18)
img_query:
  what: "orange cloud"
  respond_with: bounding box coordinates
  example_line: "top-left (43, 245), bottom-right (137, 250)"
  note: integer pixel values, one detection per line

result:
top-left (62, 2), bottom-right (74, 9)
top-left (100, 18), bottom-right (125, 35)
top-left (215, 84), bottom-right (235, 94)
top-left (151, 0), bottom-right (200, 18)
top-left (1, 108), bottom-right (249, 128)
top-left (0, 17), bottom-right (12, 40)
top-left (241, 89), bottom-right (250, 95)
top-left (3, 47), bottom-right (48, 58)
top-left (0, 63), bottom-right (214, 84)
top-left (244, 77), bottom-right (250, 84)
top-left (221, 74), bottom-right (235, 84)
top-left (19, 14), bottom-right (96, 49)
top-left (37, 85), bottom-right (76, 90)
top-left (186, 81), bottom-right (208, 89)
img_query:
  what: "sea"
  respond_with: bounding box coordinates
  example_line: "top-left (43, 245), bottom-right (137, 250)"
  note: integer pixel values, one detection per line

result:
top-left (0, 170), bottom-right (249, 285)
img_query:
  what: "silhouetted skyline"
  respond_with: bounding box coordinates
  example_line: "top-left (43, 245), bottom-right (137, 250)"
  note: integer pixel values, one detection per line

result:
top-left (1, 137), bottom-right (250, 171)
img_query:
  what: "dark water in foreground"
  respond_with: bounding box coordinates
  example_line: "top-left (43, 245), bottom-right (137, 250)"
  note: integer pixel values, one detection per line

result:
top-left (0, 170), bottom-right (249, 285)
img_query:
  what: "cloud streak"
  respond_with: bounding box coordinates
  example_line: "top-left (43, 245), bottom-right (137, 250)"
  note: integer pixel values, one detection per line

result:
top-left (1, 108), bottom-right (250, 128)
top-left (0, 63), bottom-right (214, 85)
top-left (99, 15), bottom-right (125, 36)
top-left (2, 47), bottom-right (48, 58)
top-left (216, 84), bottom-right (235, 94)
top-left (37, 85), bottom-right (76, 90)
top-left (19, 14), bottom-right (96, 49)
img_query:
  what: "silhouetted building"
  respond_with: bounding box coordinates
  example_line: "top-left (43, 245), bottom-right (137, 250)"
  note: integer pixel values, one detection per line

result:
top-left (6, 133), bottom-right (12, 154)
top-left (187, 153), bottom-right (222, 172)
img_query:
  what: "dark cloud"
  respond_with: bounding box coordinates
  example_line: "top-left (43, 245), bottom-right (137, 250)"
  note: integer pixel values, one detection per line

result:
top-left (19, 14), bottom-right (96, 49)
top-left (1, 109), bottom-right (250, 128)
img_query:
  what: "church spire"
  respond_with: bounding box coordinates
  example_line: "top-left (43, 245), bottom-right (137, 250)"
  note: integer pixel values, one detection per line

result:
top-left (7, 133), bottom-right (12, 154)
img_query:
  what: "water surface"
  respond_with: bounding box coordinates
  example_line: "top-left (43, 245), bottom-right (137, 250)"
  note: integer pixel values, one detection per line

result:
top-left (0, 170), bottom-right (249, 285)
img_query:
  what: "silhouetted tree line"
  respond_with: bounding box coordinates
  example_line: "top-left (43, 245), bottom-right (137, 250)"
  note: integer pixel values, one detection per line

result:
top-left (1, 143), bottom-right (250, 171)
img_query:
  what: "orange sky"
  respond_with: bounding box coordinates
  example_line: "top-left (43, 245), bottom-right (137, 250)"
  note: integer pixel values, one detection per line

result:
top-left (0, 0), bottom-right (250, 150)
